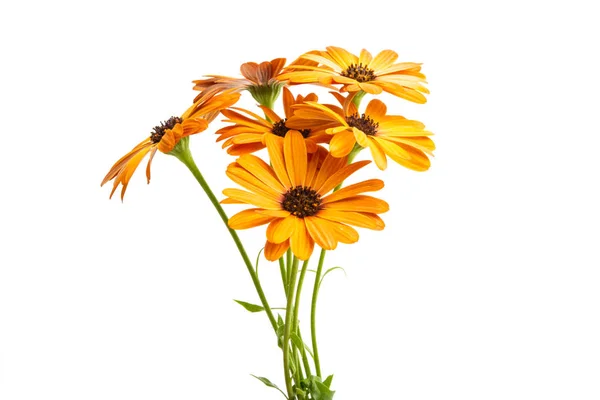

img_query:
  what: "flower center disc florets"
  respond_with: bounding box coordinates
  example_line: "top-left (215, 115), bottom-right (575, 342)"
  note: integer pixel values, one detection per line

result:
top-left (282, 186), bottom-right (321, 218)
top-left (272, 119), bottom-right (310, 138)
top-left (151, 116), bottom-right (182, 143)
top-left (340, 63), bottom-right (376, 82)
top-left (346, 113), bottom-right (379, 136)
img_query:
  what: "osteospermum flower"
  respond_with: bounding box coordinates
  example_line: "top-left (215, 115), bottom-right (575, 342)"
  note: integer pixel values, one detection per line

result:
top-left (288, 94), bottom-right (435, 171)
top-left (215, 87), bottom-right (330, 155)
top-left (222, 131), bottom-right (389, 261)
top-left (193, 58), bottom-right (286, 107)
top-left (278, 46), bottom-right (429, 104)
top-left (101, 92), bottom-right (241, 200)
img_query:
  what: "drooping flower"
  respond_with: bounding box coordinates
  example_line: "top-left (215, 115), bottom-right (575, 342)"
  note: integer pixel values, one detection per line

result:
top-left (287, 93), bottom-right (435, 171)
top-left (222, 131), bottom-right (389, 261)
top-left (101, 92), bottom-right (241, 200)
top-left (193, 58), bottom-right (287, 108)
top-left (278, 46), bottom-right (429, 104)
top-left (215, 87), bottom-right (330, 156)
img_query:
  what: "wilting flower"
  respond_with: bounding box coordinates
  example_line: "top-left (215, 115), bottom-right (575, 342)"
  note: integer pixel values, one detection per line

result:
top-left (287, 94), bottom-right (435, 171)
top-left (193, 58), bottom-right (287, 107)
top-left (279, 46), bottom-right (429, 104)
top-left (215, 87), bottom-right (330, 155)
top-left (222, 131), bottom-right (388, 261)
top-left (101, 92), bottom-right (240, 200)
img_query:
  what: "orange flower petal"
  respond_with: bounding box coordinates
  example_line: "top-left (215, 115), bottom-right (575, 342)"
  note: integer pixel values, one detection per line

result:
top-left (265, 240), bottom-right (290, 261)
top-left (317, 160), bottom-right (371, 196)
top-left (236, 154), bottom-right (285, 193)
top-left (322, 179), bottom-right (384, 204)
top-left (366, 137), bottom-right (388, 170)
top-left (369, 49), bottom-right (398, 71)
top-left (304, 216), bottom-right (337, 250)
top-left (226, 164), bottom-right (282, 201)
top-left (266, 215), bottom-right (296, 244)
top-left (229, 209), bottom-right (276, 229)
top-left (329, 130), bottom-right (356, 158)
top-left (364, 99), bottom-right (387, 119)
top-left (290, 218), bottom-right (314, 260)
top-left (284, 130), bottom-right (307, 187)
top-left (264, 134), bottom-right (291, 188)
top-left (222, 188), bottom-right (281, 209)
top-left (322, 195), bottom-right (389, 213)
top-left (315, 209), bottom-right (385, 231)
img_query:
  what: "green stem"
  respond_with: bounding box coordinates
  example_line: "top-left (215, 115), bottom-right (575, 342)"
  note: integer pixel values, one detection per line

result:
top-left (283, 257), bottom-right (300, 399)
top-left (292, 260), bottom-right (311, 383)
top-left (311, 248), bottom-right (327, 378)
top-left (297, 328), bottom-right (312, 379)
top-left (173, 145), bottom-right (278, 333)
top-left (279, 257), bottom-right (288, 297)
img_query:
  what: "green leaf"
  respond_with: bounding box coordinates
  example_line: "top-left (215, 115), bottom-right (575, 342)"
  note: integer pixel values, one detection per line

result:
top-left (250, 375), bottom-right (288, 399)
top-left (323, 374), bottom-right (334, 388)
top-left (233, 299), bottom-right (264, 313)
top-left (310, 378), bottom-right (335, 400)
top-left (319, 266), bottom-right (346, 289)
top-left (290, 332), bottom-right (304, 350)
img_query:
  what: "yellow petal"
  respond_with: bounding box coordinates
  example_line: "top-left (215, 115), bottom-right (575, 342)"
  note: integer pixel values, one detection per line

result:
top-left (366, 137), bottom-right (388, 170)
top-left (315, 210), bottom-right (385, 231)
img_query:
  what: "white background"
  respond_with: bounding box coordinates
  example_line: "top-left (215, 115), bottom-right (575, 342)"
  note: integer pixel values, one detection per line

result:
top-left (1, 1), bottom-right (599, 399)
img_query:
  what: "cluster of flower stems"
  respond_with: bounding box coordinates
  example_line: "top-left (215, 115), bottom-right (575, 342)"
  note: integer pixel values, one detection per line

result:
top-left (173, 129), bottom-right (343, 400)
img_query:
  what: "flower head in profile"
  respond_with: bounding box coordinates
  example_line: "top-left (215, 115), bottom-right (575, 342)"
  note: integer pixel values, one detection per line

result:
top-left (101, 92), bottom-right (241, 200)
top-left (193, 58), bottom-right (287, 108)
top-left (288, 93), bottom-right (435, 171)
top-left (222, 131), bottom-right (389, 261)
top-left (216, 87), bottom-right (330, 156)
top-left (279, 46), bottom-right (429, 104)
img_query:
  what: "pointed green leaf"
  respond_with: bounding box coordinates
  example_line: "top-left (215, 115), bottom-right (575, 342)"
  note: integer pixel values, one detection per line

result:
top-left (310, 378), bottom-right (335, 400)
top-left (234, 300), bottom-right (264, 313)
top-left (250, 375), bottom-right (288, 399)
top-left (323, 374), bottom-right (334, 388)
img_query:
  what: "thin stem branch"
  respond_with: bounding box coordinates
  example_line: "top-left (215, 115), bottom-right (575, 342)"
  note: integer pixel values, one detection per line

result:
top-left (283, 257), bottom-right (300, 399)
top-left (311, 248), bottom-right (327, 378)
top-left (175, 149), bottom-right (278, 333)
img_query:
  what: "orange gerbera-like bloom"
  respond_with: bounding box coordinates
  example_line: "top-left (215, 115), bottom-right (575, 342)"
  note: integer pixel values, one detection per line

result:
top-left (101, 92), bottom-right (240, 200)
top-left (193, 58), bottom-right (286, 106)
top-left (278, 46), bottom-right (429, 104)
top-left (287, 94), bottom-right (435, 171)
top-left (215, 87), bottom-right (330, 155)
top-left (222, 131), bottom-right (389, 261)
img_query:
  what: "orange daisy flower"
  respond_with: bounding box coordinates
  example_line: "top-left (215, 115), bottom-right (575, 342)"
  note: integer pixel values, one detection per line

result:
top-left (287, 94), bottom-right (435, 171)
top-left (215, 87), bottom-right (330, 156)
top-left (278, 46), bottom-right (429, 104)
top-left (222, 131), bottom-right (389, 261)
top-left (101, 92), bottom-right (240, 200)
top-left (193, 58), bottom-right (286, 107)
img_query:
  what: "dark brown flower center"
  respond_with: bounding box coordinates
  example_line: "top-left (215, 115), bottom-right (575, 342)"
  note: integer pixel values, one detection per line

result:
top-left (282, 185), bottom-right (321, 218)
top-left (340, 63), bottom-right (376, 82)
top-left (271, 119), bottom-right (310, 138)
top-left (151, 116), bottom-right (182, 143)
top-left (346, 113), bottom-right (379, 136)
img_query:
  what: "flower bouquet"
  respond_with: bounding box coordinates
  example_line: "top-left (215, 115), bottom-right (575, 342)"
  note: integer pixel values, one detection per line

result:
top-left (101, 46), bottom-right (434, 399)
